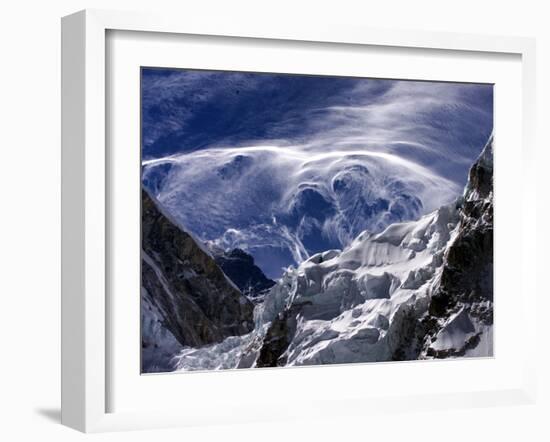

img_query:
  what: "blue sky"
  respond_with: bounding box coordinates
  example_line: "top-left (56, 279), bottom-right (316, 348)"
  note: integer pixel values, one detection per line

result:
top-left (142, 69), bottom-right (391, 157)
top-left (141, 68), bottom-right (492, 183)
top-left (141, 68), bottom-right (493, 277)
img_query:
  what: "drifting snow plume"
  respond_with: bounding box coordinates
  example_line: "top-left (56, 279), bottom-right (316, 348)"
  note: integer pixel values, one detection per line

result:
top-left (143, 146), bottom-right (459, 278)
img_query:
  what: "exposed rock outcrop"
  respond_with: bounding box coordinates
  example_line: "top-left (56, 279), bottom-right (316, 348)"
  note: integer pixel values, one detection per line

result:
top-left (141, 189), bottom-right (255, 372)
top-left (423, 137), bottom-right (494, 358)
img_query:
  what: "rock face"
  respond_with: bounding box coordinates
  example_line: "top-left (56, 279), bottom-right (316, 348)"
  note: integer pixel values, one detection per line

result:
top-left (256, 303), bottom-right (303, 367)
top-left (141, 189), bottom-right (255, 373)
top-left (423, 137), bottom-right (494, 358)
top-left (213, 248), bottom-right (276, 298)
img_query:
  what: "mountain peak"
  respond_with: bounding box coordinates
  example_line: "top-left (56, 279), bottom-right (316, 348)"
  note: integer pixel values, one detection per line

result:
top-left (465, 135), bottom-right (493, 202)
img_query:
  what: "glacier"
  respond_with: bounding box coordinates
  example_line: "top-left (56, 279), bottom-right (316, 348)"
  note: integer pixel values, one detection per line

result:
top-left (169, 137), bottom-right (494, 371)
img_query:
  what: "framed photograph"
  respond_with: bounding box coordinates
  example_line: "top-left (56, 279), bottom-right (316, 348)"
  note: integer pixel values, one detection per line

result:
top-left (61, 9), bottom-right (537, 432)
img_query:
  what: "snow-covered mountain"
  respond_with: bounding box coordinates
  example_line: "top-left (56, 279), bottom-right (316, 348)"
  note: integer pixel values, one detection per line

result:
top-left (172, 137), bottom-right (494, 370)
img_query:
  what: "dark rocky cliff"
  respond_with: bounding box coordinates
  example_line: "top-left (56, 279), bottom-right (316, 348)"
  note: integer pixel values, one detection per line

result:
top-left (423, 137), bottom-right (494, 357)
top-left (141, 189), bottom-right (255, 372)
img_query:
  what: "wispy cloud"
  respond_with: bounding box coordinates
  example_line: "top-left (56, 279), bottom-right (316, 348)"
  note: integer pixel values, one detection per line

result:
top-left (142, 69), bottom-right (492, 185)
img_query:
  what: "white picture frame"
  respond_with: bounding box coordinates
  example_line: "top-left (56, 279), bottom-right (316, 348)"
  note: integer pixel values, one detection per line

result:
top-left (61, 9), bottom-right (537, 433)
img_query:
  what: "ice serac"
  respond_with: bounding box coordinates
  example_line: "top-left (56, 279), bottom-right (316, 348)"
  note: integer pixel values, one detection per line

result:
top-left (141, 189), bottom-right (255, 373)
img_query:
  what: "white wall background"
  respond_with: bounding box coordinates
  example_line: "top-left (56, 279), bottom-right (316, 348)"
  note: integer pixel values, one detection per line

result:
top-left (0, 0), bottom-right (547, 440)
